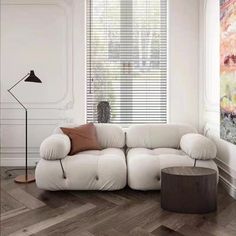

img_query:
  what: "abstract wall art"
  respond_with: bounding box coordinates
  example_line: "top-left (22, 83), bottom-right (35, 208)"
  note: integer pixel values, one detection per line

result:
top-left (220, 0), bottom-right (236, 144)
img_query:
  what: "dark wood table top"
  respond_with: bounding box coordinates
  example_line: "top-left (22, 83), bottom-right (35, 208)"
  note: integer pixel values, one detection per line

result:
top-left (161, 167), bottom-right (216, 177)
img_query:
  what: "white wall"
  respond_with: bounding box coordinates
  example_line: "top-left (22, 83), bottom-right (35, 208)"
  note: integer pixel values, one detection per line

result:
top-left (0, 0), bottom-right (200, 166)
top-left (199, 0), bottom-right (236, 198)
top-left (169, 0), bottom-right (199, 128)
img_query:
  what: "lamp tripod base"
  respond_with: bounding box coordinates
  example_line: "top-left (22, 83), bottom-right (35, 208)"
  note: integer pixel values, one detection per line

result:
top-left (14, 174), bottom-right (35, 183)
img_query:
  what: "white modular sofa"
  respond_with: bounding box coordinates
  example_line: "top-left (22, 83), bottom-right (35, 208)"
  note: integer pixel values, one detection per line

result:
top-left (126, 124), bottom-right (218, 190)
top-left (36, 124), bottom-right (127, 190)
top-left (36, 124), bottom-right (218, 191)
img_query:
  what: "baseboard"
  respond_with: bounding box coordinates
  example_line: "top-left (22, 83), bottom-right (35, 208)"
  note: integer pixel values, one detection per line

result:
top-left (216, 158), bottom-right (236, 200)
top-left (0, 157), bottom-right (40, 167)
top-left (219, 175), bottom-right (236, 200)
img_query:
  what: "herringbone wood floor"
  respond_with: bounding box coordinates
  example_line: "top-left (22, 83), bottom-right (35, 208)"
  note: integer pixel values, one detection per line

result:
top-left (1, 167), bottom-right (236, 236)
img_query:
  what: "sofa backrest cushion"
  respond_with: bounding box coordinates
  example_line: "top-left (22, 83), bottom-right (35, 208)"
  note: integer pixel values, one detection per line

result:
top-left (126, 124), bottom-right (197, 149)
top-left (54, 123), bottom-right (125, 149)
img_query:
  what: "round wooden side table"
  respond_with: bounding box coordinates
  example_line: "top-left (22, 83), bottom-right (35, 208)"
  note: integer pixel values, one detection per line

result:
top-left (161, 167), bottom-right (217, 214)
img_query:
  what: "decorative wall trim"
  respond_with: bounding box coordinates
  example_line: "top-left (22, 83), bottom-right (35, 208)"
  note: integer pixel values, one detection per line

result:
top-left (0, 0), bottom-right (74, 109)
top-left (215, 154), bottom-right (236, 200)
top-left (219, 176), bottom-right (236, 200)
top-left (0, 0), bottom-right (75, 166)
top-left (0, 119), bottom-right (68, 125)
top-left (216, 158), bottom-right (236, 199)
top-left (215, 158), bottom-right (236, 178)
top-left (0, 157), bottom-right (40, 167)
top-left (0, 119), bottom-right (68, 154)
top-left (201, 0), bottom-right (219, 112)
top-left (1, 147), bottom-right (39, 152)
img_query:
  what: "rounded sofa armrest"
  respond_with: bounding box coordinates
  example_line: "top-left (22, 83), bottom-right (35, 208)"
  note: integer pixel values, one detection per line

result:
top-left (180, 133), bottom-right (217, 160)
top-left (40, 134), bottom-right (71, 160)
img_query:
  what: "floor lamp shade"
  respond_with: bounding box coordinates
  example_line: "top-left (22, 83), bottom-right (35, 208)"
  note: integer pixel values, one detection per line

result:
top-left (25, 70), bottom-right (42, 83)
top-left (8, 70), bottom-right (42, 183)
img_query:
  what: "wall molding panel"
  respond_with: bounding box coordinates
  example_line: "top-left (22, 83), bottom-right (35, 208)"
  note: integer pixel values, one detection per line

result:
top-left (0, 157), bottom-right (40, 167)
top-left (0, 0), bottom-right (74, 166)
top-left (1, 0), bottom-right (74, 109)
top-left (201, 0), bottom-right (220, 113)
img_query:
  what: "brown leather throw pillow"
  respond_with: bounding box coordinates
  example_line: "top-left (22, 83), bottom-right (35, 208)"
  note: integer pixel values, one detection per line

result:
top-left (60, 123), bottom-right (101, 155)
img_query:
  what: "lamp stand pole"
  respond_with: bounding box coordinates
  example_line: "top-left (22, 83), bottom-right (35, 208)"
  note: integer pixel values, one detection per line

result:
top-left (26, 109), bottom-right (28, 180)
top-left (8, 73), bottom-right (35, 183)
top-left (13, 109), bottom-right (34, 183)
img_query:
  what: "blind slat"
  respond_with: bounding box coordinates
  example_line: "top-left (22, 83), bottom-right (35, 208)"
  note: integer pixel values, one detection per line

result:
top-left (87, 0), bottom-right (167, 124)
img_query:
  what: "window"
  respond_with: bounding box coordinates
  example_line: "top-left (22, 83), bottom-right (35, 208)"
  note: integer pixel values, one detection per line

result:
top-left (87, 0), bottom-right (167, 124)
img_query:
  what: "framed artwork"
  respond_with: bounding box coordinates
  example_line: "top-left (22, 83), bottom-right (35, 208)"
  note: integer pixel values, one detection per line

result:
top-left (220, 0), bottom-right (236, 144)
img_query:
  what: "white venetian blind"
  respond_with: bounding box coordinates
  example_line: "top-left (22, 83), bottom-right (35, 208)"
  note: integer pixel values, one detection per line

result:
top-left (87, 0), bottom-right (167, 124)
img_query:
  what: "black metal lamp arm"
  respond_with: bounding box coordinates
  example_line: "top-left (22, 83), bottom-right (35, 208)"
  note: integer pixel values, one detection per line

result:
top-left (7, 73), bottom-right (29, 110)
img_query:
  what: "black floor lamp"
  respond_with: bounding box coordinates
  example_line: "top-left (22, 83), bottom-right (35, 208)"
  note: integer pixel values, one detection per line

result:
top-left (8, 70), bottom-right (42, 183)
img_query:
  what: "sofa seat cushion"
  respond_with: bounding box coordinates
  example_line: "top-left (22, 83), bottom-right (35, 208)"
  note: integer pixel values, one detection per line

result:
top-left (127, 148), bottom-right (218, 190)
top-left (127, 148), bottom-right (186, 157)
top-left (35, 148), bottom-right (126, 191)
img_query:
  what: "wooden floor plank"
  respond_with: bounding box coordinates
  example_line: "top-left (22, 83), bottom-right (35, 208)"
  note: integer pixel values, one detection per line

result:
top-left (113, 203), bottom-right (162, 233)
top-left (93, 228), bottom-right (125, 236)
top-left (177, 224), bottom-right (214, 236)
top-left (23, 184), bottom-right (86, 209)
top-left (199, 220), bottom-right (236, 236)
top-left (159, 212), bottom-right (204, 231)
top-left (208, 201), bottom-right (236, 227)
top-left (226, 217), bottom-right (236, 231)
top-left (88, 200), bottom-right (157, 235)
top-left (33, 204), bottom-right (118, 235)
top-left (1, 206), bottom-right (29, 221)
top-left (1, 202), bottom-right (90, 236)
top-left (0, 189), bottom-right (24, 213)
top-left (129, 227), bottom-right (155, 236)
top-left (151, 225), bottom-right (184, 236)
top-left (9, 203), bottom-right (96, 236)
top-left (95, 191), bottom-right (131, 206)
top-left (7, 188), bottom-right (46, 210)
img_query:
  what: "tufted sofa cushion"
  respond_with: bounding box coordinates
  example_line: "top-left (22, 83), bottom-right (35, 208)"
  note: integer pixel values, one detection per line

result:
top-left (126, 124), bottom-right (197, 149)
top-left (127, 148), bottom-right (218, 190)
top-left (40, 134), bottom-right (71, 160)
top-left (180, 133), bottom-right (217, 160)
top-left (36, 148), bottom-right (127, 190)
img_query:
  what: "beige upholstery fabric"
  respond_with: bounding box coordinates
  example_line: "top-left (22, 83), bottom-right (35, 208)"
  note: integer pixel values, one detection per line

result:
top-left (40, 134), bottom-right (70, 160)
top-left (37, 123), bottom-right (218, 191)
top-left (127, 148), bottom-right (218, 190)
top-left (180, 133), bottom-right (217, 160)
top-left (94, 124), bottom-right (125, 148)
top-left (36, 148), bottom-right (127, 190)
top-left (126, 124), bottom-right (197, 148)
top-left (54, 123), bottom-right (125, 149)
